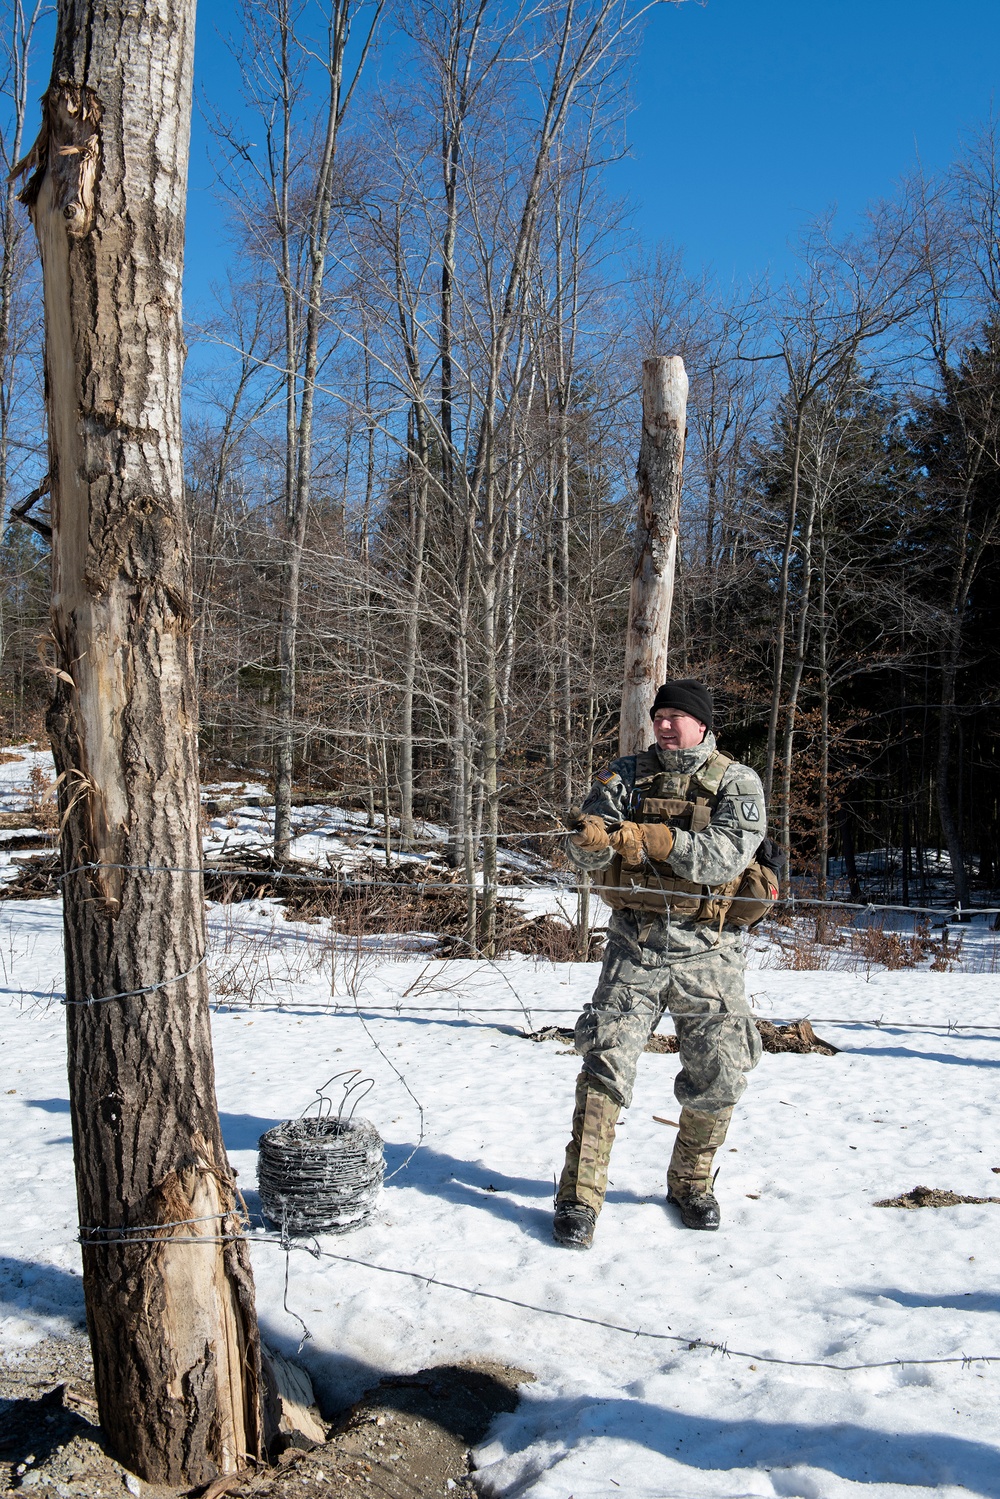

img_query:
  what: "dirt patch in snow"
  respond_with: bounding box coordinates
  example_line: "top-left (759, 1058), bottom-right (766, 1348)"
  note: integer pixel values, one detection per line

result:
top-left (874, 1185), bottom-right (1000, 1209)
top-left (264, 1360), bottom-right (533, 1499)
top-left (525, 1018), bottom-right (839, 1056)
top-left (754, 1019), bottom-right (839, 1055)
top-left (0, 1335), bottom-right (532, 1499)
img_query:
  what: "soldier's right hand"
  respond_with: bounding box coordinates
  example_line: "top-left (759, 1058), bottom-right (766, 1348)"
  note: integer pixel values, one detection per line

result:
top-left (569, 814), bottom-right (610, 852)
top-left (609, 820), bottom-right (645, 866)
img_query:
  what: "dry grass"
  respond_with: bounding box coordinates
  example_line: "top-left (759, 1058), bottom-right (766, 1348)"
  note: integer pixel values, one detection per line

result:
top-left (203, 853), bottom-right (602, 961)
top-left (850, 917), bottom-right (964, 972)
top-left (26, 764), bottom-right (58, 830)
top-left (777, 939), bottom-right (831, 970)
top-left (770, 913), bottom-right (966, 973)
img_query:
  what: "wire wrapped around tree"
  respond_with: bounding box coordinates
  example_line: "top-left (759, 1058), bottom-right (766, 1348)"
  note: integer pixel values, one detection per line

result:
top-left (258, 1072), bottom-right (385, 1235)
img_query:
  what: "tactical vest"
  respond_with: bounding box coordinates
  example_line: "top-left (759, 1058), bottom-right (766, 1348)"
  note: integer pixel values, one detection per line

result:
top-left (594, 748), bottom-right (741, 921)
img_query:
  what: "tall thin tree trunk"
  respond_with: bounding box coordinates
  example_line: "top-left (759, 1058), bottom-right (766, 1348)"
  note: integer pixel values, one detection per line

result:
top-left (271, 0), bottom-right (299, 856)
top-left (479, 548), bottom-right (499, 954)
top-left (558, 412), bottom-right (573, 802)
top-left (936, 638), bottom-right (971, 908)
top-left (620, 355), bottom-right (688, 756)
top-left (778, 479), bottom-right (818, 887)
top-left (764, 407), bottom-right (804, 804)
top-left (544, 470), bottom-right (558, 795)
top-left (816, 538), bottom-right (830, 902)
top-left (19, 0), bottom-right (262, 1479)
top-left (399, 402), bottom-right (428, 846)
top-left (275, 0), bottom-right (380, 860)
top-left (497, 464), bottom-right (523, 754)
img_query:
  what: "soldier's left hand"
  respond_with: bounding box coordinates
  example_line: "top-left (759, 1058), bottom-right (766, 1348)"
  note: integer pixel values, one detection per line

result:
top-left (609, 821), bottom-right (645, 866)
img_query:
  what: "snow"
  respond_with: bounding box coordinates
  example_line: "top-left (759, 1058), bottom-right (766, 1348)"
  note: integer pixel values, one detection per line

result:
top-left (4, 749), bottom-right (1000, 1495)
top-left (0, 744), bottom-right (55, 811)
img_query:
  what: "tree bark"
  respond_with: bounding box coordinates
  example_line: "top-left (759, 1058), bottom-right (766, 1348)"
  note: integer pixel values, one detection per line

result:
top-left (777, 474), bottom-right (818, 891)
top-left (18, 0), bottom-right (262, 1481)
top-left (620, 354), bottom-right (687, 756)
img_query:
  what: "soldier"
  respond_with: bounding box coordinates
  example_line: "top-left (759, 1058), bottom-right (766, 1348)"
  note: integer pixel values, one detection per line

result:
top-left (554, 678), bottom-right (770, 1249)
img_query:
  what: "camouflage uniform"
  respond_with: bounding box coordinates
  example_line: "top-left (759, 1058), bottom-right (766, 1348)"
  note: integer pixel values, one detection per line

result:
top-left (567, 732), bottom-right (766, 1113)
top-left (554, 734), bottom-right (766, 1230)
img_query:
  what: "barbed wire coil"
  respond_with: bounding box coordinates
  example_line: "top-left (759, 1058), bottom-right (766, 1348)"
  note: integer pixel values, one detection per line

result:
top-left (258, 1072), bottom-right (386, 1237)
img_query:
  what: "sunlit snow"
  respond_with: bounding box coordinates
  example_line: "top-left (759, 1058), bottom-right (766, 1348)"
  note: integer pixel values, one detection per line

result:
top-left (3, 746), bottom-right (1000, 1498)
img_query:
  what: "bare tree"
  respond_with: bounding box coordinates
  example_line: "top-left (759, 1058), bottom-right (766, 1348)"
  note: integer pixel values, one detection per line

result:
top-left (16, 0), bottom-right (262, 1479)
top-left (218, 0), bottom-right (383, 860)
top-left (749, 216), bottom-right (919, 869)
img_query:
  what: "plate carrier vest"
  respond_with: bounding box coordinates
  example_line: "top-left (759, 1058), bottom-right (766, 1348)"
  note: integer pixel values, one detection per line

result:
top-left (594, 748), bottom-right (775, 927)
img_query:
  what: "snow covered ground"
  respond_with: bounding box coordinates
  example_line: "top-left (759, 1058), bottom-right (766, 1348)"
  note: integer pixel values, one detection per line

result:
top-left (4, 747), bottom-right (1000, 1496)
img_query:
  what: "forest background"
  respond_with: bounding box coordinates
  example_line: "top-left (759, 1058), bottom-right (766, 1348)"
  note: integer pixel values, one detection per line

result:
top-left (3, 0), bottom-right (1000, 940)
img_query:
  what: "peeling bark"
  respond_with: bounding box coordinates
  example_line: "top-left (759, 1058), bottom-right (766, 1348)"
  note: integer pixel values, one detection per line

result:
top-left (18, 0), bottom-right (263, 1482)
top-left (620, 355), bottom-right (688, 756)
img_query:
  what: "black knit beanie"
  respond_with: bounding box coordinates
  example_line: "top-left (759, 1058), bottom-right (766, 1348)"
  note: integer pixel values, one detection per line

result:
top-left (649, 679), bottom-right (713, 730)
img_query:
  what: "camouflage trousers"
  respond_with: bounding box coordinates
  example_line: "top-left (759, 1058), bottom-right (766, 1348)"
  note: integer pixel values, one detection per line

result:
top-left (575, 909), bottom-right (762, 1112)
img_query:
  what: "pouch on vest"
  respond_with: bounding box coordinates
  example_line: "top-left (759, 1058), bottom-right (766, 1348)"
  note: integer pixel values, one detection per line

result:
top-left (724, 859), bottom-right (780, 929)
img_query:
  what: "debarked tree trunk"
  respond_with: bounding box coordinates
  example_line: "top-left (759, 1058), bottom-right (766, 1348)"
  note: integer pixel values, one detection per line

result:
top-left (16, 0), bottom-right (263, 1482)
top-left (620, 355), bottom-right (688, 756)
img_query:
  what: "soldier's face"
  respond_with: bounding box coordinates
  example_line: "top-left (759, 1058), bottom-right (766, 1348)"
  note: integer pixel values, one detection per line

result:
top-left (652, 709), bottom-right (706, 751)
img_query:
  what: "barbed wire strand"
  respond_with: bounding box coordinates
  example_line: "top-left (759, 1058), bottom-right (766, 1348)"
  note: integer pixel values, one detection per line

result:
top-left (39, 858), bottom-right (1000, 919)
top-left (345, 1002), bottom-right (425, 1184)
top-left (205, 1000), bottom-right (1000, 1033)
top-left (61, 953), bottom-right (208, 1007)
top-left (251, 1234), bottom-right (1000, 1374)
top-left (80, 1212), bottom-right (237, 1246)
top-left (12, 956), bottom-right (1000, 1035)
top-left (62, 1213), bottom-right (1000, 1374)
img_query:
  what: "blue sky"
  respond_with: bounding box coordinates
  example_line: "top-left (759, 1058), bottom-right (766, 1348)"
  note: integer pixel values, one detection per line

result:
top-left (612, 0), bottom-right (1000, 285)
top-left (57, 0), bottom-right (998, 318)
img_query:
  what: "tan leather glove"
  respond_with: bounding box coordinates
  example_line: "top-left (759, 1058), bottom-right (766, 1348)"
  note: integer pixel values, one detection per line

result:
top-left (569, 814), bottom-right (610, 852)
top-left (642, 823), bottom-right (675, 863)
top-left (609, 822), bottom-right (675, 867)
top-left (609, 821), bottom-right (645, 867)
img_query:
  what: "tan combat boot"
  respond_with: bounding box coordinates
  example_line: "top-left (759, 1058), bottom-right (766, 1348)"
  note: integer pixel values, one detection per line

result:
top-left (553, 1072), bottom-right (621, 1249)
top-left (666, 1105), bottom-right (734, 1230)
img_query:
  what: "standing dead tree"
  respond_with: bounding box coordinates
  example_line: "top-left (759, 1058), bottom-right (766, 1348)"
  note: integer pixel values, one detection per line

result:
top-left (619, 354), bottom-right (687, 755)
top-left (16, 0), bottom-right (263, 1481)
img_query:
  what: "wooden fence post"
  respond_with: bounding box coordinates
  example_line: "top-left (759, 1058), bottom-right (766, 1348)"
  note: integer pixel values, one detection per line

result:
top-left (619, 355), bottom-right (688, 756)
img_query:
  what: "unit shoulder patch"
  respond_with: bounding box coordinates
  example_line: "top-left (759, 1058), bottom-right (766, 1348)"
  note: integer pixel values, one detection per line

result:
top-left (735, 794), bottom-right (765, 830)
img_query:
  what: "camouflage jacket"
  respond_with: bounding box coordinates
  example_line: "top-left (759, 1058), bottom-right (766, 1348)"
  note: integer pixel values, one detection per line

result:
top-left (566, 733), bottom-right (766, 887)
